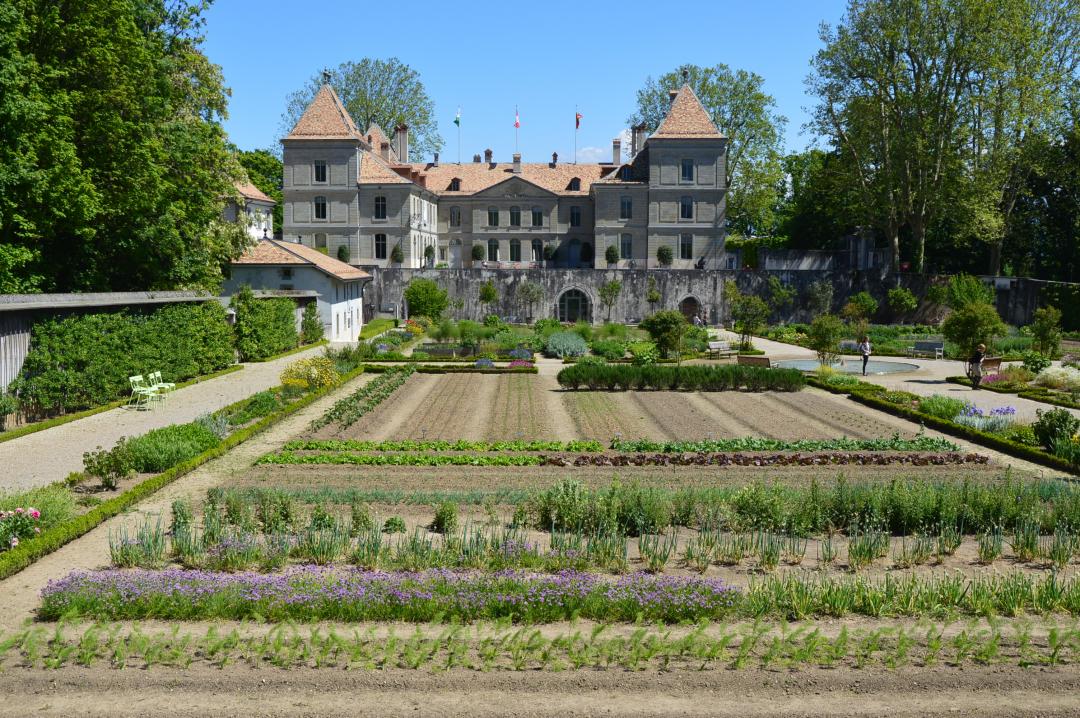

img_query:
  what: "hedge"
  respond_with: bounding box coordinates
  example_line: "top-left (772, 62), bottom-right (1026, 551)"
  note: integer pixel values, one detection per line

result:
top-left (945, 376), bottom-right (1080, 411)
top-left (556, 363), bottom-right (805, 392)
top-left (358, 364), bottom-right (537, 375)
top-left (231, 287), bottom-right (299, 361)
top-left (806, 378), bottom-right (1078, 475)
top-left (0, 365), bottom-right (368, 581)
top-left (11, 302), bottom-right (234, 415)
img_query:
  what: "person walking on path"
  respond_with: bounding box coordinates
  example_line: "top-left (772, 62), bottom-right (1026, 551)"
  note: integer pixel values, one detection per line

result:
top-left (857, 335), bottom-right (872, 376)
top-left (967, 343), bottom-right (987, 390)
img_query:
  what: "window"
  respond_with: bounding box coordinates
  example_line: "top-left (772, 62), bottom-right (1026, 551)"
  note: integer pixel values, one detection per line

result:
top-left (570, 206), bottom-right (581, 227)
top-left (280, 268), bottom-right (294, 279)
top-left (620, 233), bottom-right (633, 260)
top-left (620, 166), bottom-right (632, 180)
top-left (509, 239), bottom-right (521, 262)
top-left (510, 206), bottom-right (521, 226)
top-left (487, 206), bottom-right (499, 226)
top-left (487, 238), bottom-right (499, 262)
top-left (620, 196), bottom-right (632, 220)
top-left (448, 177), bottom-right (461, 191)
top-left (680, 233), bottom-right (693, 260)
top-left (449, 206), bottom-right (461, 227)
top-left (680, 159), bottom-right (694, 182)
top-left (374, 196), bottom-right (387, 219)
top-left (580, 242), bottom-right (594, 263)
top-left (531, 207), bottom-right (543, 227)
top-left (680, 196), bottom-right (693, 220)
top-left (375, 234), bottom-right (387, 259)
top-left (568, 177), bottom-right (581, 191)
top-left (314, 161), bottom-right (327, 183)
top-left (314, 196), bottom-right (327, 220)
top-left (314, 233), bottom-right (327, 249)
top-left (531, 239), bottom-right (543, 262)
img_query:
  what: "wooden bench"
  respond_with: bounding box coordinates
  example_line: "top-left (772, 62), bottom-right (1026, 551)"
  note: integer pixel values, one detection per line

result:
top-left (737, 354), bottom-right (774, 368)
top-left (707, 340), bottom-right (736, 359)
top-left (981, 357), bottom-right (1003, 374)
top-left (908, 340), bottom-right (945, 359)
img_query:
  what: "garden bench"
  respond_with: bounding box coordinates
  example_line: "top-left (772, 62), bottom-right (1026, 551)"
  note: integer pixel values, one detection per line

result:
top-left (908, 340), bottom-right (945, 359)
top-left (707, 341), bottom-right (736, 359)
top-left (839, 340), bottom-right (860, 353)
top-left (981, 357), bottom-right (1003, 374)
top-left (737, 355), bottom-right (774, 368)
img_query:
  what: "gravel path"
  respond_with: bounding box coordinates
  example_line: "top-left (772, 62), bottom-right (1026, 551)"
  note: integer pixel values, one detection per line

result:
top-left (0, 346), bottom-right (328, 493)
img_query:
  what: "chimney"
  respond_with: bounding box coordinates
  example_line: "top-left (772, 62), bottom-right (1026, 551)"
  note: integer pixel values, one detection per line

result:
top-left (379, 141), bottom-right (391, 162)
top-left (394, 124), bottom-right (409, 163)
top-left (551, 151), bottom-right (558, 166)
top-left (668, 89), bottom-right (679, 104)
top-left (631, 123), bottom-right (647, 156)
top-left (484, 148), bottom-right (493, 164)
top-left (433, 152), bottom-right (439, 167)
top-left (512, 153), bottom-right (522, 174)
top-left (612, 138), bottom-right (621, 164)
top-left (473, 153), bottom-right (482, 163)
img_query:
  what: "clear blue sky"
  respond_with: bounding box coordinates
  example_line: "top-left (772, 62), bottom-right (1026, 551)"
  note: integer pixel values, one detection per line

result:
top-left (203, 0), bottom-right (848, 163)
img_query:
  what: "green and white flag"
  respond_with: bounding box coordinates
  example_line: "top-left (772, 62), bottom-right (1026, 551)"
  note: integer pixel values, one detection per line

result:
top-left (453, 108), bottom-right (461, 127)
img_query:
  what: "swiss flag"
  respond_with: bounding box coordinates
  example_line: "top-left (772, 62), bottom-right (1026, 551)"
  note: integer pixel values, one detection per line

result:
top-left (514, 110), bottom-right (520, 129)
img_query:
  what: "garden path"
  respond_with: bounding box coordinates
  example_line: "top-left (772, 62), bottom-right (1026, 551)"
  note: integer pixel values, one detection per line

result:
top-left (0, 345), bottom-right (327, 493)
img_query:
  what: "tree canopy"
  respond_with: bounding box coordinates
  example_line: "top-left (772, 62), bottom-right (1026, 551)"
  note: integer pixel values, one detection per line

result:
top-left (629, 64), bottom-right (787, 237)
top-left (281, 58), bottom-right (443, 162)
top-left (236, 149), bottom-right (283, 231)
top-left (0, 0), bottom-right (249, 293)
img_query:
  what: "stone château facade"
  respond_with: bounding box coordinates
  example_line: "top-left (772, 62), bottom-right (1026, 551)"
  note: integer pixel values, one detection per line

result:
top-left (281, 83), bottom-right (732, 273)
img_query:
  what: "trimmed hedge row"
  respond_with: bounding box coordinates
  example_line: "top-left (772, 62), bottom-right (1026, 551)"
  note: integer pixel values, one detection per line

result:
top-left (359, 364), bottom-right (538, 375)
top-left (807, 378), bottom-right (1078, 475)
top-left (0, 366), bottom-right (368, 581)
top-left (556, 363), bottom-right (805, 392)
top-left (231, 288), bottom-right (299, 361)
top-left (945, 376), bottom-right (1080, 411)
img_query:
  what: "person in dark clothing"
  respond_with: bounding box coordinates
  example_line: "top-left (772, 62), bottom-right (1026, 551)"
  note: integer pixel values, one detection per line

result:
top-left (967, 343), bottom-right (986, 389)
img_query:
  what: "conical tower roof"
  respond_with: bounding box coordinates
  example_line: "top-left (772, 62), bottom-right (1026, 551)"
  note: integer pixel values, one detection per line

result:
top-left (651, 84), bottom-right (724, 139)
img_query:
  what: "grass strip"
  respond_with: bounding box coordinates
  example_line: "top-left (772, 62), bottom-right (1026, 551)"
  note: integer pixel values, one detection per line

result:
top-left (808, 378), bottom-right (1079, 475)
top-left (0, 364), bottom-right (244, 446)
top-left (359, 318), bottom-right (395, 340)
top-left (0, 366), bottom-right (366, 581)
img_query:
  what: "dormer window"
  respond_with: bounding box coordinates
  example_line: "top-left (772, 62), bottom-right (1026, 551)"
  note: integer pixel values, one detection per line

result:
top-left (620, 166), bottom-right (632, 180)
top-left (568, 177), bottom-right (581, 191)
top-left (314, 161), bottom-right (327, 183)
top-left (448, 177), bottom-right (462, 191)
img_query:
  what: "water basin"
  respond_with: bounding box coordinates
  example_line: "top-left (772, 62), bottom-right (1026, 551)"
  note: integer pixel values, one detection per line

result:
top-left (775, 359), bottom-right (920, 375)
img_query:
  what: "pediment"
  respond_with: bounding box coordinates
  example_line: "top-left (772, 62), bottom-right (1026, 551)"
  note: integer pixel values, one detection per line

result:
top-left (472, 175), bottom-right (556, 199)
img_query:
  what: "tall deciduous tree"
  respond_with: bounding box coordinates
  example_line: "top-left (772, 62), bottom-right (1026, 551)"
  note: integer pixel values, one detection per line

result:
top-left (281, 58), bottom-right (443, 162)
top-left (628, 64), bottom-right (787, 236)
top-left (236, 149), bottom-right (284, 230)
top-left (0, 0), bottom-right (249, 293)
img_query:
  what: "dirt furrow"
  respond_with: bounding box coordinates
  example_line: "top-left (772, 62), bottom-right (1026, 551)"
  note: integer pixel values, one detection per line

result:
top-left (680, 393), bottom-right (762, 437)
top-left (350, 373), bottom-right (439, 441)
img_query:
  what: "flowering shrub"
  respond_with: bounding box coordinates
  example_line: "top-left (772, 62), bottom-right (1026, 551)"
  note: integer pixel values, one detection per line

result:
top-left (474, 358), bottom-right (495, 368)
top-left (0, 506), bottom-right (41, 550)
top-left (1063, 353), bottom-right (1080, 370)
top-left (1036, 366), bottom-right (1080, 392)
top-left (508, 360), bottom-right (534, 368)
top-left (279, 356), bottom-right (339, 392)
top-left (375, 343), bottom-right (391, 353)
top-left (403, 319), bottom-right (424, 336)
top-left (508, 347), bottom-right (533, 361)
top-left (953, 405), bottom-right (1018, 433)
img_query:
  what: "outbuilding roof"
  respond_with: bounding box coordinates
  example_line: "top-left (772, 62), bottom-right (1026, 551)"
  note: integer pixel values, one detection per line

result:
top-left (233, 238), bottom-right (370, 281)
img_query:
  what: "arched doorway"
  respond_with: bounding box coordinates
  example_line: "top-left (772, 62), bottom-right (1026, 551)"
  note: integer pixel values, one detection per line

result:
top-left (558, 289), bottom-right (592, 323)
top-left (679, 296), bottom-right (701, 323)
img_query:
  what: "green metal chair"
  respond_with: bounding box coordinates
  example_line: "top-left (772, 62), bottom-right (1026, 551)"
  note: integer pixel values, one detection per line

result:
top-left (128, 375), bottom-right (158, 411)
top-left (148, 371), bottom-right (176, 405)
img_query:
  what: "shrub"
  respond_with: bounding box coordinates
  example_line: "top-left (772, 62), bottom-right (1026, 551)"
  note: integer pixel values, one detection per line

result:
top-left (300, 302), bottom-right (323, 344)
top-left (545, 331), bottom-right (588, 358)
top-left (382, 516), bottom-right (406, 534)
top-left (430, 502), bottom-right (459, 534)
top-left (11, 302), bottom-right (234, 415)
top-left (478, 281), bottom-right (498, 308)
top-left (941, 302), bottom-right (1006, 358)
top-left (1033, 408), bottom-right (1080, 450)
top-left (403, 279), bottom-right (449, 320)
top-left (605, 244), bottom-right (620, 265)
top-left (0, 392), bottom-right (18, 431)
top-left (850, 291), bottom-right (879, 320)
top-left (1034, 366), bottom-right (1080, 392)
top-left (640, 310), bottom-right (689, 358)
top-left (591, 339), bottom-right (626, 361)
top-left (279, 356), bottom-right (339, 392)
top-left (350, 502), bottom-right (375, 535)
top-left (887, 287), bottom-right (918, 319)
top-left (1021, 351), bottom-right (1052, 374)
top-left (946, 274), bottom-right (995, 310)
top-left (806, 280), bottom-right (833, 315)
top-left (231, 286), bottom-right (299, 361)
top-left (730, 293), bottom-right (769, 350)
top-left (1030, 306), bottom-right (1062, 357)
top-left (83, 438), bottom-right (135, 490)
top-left (390, 244), bottom-right (404, 263)
top-left (807, 314), bottom-right (844, 366)
top-left (917, 395), bottom-right (969, 421)
top-left (656, 245), bottom-right (673, 266)
top-left (628, 341), bottom-right (659, 365)
top-left (0, 485), bottom-right (76, 534)
top-left (125, 422), bottom-right (221, 473)
top-left (337, 244), bottom-right (350, 263)
top-left (471, 244), bottom-right (485, 261)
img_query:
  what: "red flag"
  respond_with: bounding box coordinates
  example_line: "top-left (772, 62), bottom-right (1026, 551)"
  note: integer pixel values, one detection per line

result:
top-left (514, 108), bottom-right (520, 128)
top-left (575, 112), bottom-right (582, 129)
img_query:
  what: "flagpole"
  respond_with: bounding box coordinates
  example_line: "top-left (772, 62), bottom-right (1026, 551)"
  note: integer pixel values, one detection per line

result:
top-left (457, 107), bottom-right (461, 164)
top-left (515, 105), bottom-right (519, 154)
top-left (574, 104), bottom-right (578, 164)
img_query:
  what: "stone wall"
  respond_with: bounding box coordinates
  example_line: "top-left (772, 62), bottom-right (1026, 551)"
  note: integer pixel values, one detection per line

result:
top-left (367, 268), bottom-right (1064, 327)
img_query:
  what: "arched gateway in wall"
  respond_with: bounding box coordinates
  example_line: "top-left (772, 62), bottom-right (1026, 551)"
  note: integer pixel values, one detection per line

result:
top-left (557, 288), bottom-right (592, 323)
top-left (679, 295), bottom-right (701, 322)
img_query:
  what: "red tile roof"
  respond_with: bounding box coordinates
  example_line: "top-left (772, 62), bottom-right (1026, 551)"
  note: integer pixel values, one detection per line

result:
top-left (234, 180), bottom-right (275, 204)
top-left (364, 124), bottom-right (399, 163)
top-left (233, 239), bottom-right (370, 281)
top-left (651, 85), bottom-right (724, 139)
top-left (379, 161), bottom-right (609, 195)
top-left (285, 85), bottom-right (363, 141)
